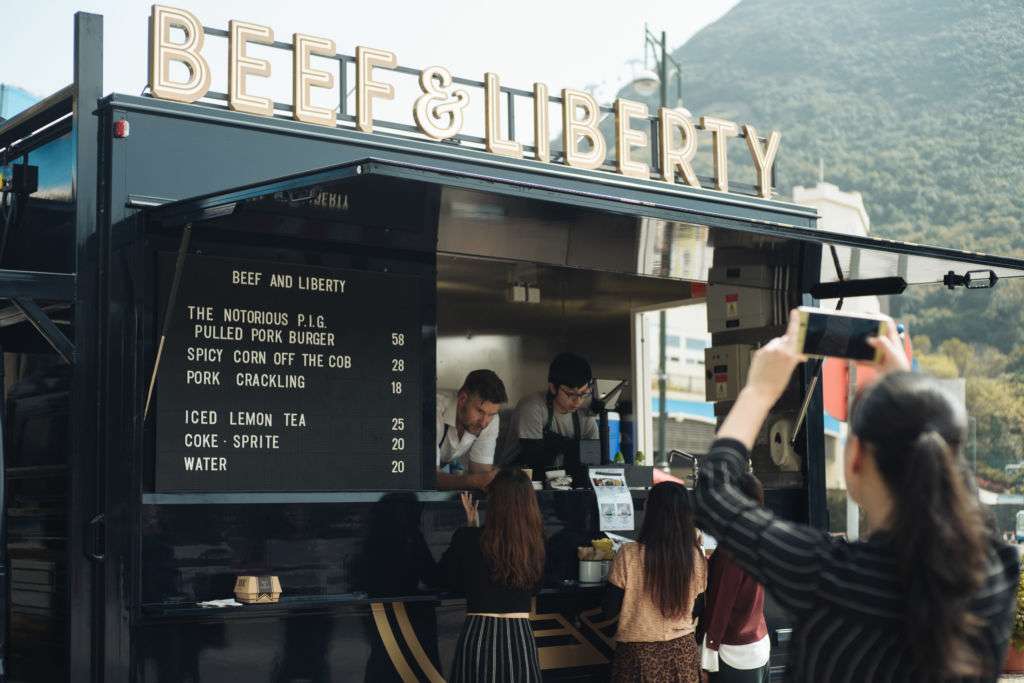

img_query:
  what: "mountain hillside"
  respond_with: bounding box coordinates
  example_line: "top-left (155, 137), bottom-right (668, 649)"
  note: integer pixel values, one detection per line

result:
top-left (649, 0), bottom-right (1024, 256)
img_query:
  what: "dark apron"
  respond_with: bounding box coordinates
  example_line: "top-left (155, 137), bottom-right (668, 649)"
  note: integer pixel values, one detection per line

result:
top-left (541, 393), bottom-right (581, 474)
top-left (438, 423), bottom-right (463, 474)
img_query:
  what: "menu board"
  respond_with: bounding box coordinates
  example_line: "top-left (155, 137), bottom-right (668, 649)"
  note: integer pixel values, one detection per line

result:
top-left (154, 254), bottom-right (423, 491)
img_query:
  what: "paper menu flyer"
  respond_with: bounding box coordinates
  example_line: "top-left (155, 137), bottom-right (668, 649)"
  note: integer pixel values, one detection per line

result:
top-left (589, 468), bottom-right (634, 531)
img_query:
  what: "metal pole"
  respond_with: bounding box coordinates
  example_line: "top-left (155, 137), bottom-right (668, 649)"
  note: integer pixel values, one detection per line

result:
top-left (70, 13), bottom-right (102, 683)
top-left (659, 32), bottom-right (668, 112)
top-left (656, 30), bottom-right (669, 464)
top-left (658, 310), bottom-right (668, 464)
top-left (0, 344), bottom-right (7, 680)
top-left (643, 23), bottom-right (649, 70)
top-left (144, 223), bottom-right (193, 419)
top-left (969, 416), bottom-right (977, 473)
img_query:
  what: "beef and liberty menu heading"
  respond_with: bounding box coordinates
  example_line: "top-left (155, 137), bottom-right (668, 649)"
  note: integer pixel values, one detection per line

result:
top-left (155, 255), bottom-right (422, 491)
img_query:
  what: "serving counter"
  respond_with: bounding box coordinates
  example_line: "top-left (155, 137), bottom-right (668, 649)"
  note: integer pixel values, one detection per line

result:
top-left (136, 489), bottom-right (644, 681)
top-left (134, 485), bottom-right (804, 681)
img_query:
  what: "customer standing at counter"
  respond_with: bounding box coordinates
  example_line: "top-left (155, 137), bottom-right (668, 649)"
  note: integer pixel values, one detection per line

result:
top-left (441, 469), bottom-right (545, 682)
top-left (696, 311), bottom-right (1020, 681)
top-left (602, 481), bottom-right (707, 682)
top-left (700, 473), bottom-right (770, 683)
top-left (515, 352), bottom-right (598, 477)
top-left (436, 369), bottom-right (508, 490)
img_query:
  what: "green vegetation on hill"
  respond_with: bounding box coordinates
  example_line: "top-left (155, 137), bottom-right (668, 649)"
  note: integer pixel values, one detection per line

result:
top-left (664, 0), bottom-right (1024, 255)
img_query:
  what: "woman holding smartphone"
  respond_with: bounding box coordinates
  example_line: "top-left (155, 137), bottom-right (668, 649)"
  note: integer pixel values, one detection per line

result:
top-left (695, 310), bottom-right (1019, 681)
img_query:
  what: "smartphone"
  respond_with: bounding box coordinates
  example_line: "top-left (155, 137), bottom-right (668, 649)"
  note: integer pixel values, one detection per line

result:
top-left (795, 306), bottom-right (888, 361)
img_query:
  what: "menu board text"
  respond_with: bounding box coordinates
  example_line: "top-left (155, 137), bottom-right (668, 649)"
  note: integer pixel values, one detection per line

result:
top-left (155, 255), bottom-right (423, 491)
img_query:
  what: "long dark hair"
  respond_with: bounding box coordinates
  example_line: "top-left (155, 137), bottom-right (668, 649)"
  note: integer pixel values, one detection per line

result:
top-left (850, 372), bottom-right (989, 678)
top-left (480, 469), bottom-right (545, 590)
top-left (638, 481), bottom-right (699, 619)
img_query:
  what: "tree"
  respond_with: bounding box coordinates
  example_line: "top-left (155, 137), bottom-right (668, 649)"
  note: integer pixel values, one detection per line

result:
top-left (917, 352), bottom-right (958, 378)
top-left (938, 338), bottom-right (974, 377)
top-left (966, 376), bottom-right (1024, 470)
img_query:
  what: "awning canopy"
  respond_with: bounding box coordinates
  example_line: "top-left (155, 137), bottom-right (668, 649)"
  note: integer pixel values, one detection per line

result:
top-left (147, 157), bottom-right (1024, 290)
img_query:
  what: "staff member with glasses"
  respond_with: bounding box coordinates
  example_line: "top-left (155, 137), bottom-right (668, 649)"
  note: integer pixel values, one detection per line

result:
top-left (514, 352), bottom-right (599, 480)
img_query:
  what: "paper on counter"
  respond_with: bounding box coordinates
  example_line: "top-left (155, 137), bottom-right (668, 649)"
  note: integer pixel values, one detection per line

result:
top-left (197, 598), bottom-right (244, 608)
top-left (603, 531), bottom-right (636, 552)
top-left (589, 467), bottom-right (634, 532)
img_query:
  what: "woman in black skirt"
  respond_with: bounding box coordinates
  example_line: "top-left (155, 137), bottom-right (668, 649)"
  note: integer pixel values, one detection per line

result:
top-left (441, 468), bottom-right (545, 682)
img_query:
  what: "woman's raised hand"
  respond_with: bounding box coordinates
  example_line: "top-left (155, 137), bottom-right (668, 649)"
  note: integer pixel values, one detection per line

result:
top-left (460, 491), bottom-right (479, 527)
top-left (743, 310), bottom-right (807, 404)
top-left (866, 316), bottom-right (911, 375)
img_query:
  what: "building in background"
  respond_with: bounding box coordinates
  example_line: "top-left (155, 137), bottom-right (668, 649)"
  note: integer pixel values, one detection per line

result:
top-left (0, 85), bottom-right (71, 201)
top-left (0, 85), bottom-right (38, 121)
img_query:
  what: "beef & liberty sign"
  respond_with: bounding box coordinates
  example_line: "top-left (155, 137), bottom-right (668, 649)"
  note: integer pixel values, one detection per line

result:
top-left (148, 5), bottom-right (781, 198)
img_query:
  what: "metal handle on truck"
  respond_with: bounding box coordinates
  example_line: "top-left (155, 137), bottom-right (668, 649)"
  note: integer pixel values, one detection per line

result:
top-left (86, 512), bottom-right (105, 562)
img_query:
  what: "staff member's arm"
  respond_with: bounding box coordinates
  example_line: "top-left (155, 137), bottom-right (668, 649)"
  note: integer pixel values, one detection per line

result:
top-left (436, 468), bottom-right (495, 491)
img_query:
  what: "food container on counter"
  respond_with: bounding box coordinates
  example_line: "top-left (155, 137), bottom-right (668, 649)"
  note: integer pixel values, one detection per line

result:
top-left (234, 575), bottom-right (282, 603)
top-left (577, 540), bottom-right (614, 584)
top-left (578, 559), bottom-right (610, 584)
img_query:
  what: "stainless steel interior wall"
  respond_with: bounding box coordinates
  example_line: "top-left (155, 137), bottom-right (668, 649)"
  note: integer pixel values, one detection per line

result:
top-left (434, 186), bottom-right (699, 406)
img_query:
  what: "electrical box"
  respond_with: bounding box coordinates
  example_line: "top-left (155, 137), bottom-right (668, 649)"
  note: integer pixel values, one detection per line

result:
top-left (11, 164), bottom-right (39, 195)
top-left (704, 344), bottom-right (753, 402)
top-left (508, 283), bottom-right (527, 303)
top-left (706, 284), bottom-right (786, 333)
top-left (708, 264), bottom-right (780, 289)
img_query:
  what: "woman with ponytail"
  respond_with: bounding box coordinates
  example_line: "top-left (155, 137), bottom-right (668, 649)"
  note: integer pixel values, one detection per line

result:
top-left (695, 310), bottom-right (1020, 682)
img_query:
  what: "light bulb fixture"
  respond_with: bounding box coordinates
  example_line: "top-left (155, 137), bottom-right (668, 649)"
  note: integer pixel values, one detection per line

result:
top-left (943, 269), bottom-right (997, 290)
top-left (630, 68), bottom-right (661, 96)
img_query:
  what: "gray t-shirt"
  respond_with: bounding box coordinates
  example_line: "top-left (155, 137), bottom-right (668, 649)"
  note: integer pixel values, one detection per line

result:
top-left (515, 390), bottom-right (598, 440)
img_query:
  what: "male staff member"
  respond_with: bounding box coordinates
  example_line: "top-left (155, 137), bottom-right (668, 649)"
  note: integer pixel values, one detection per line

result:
top-left (515, 352), bottom-right (598, 478)
top-left (436, 369), bottom-right (508, 490)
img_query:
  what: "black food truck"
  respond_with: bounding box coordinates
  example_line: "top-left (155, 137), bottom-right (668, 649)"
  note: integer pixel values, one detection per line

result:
top-left (2, 10), bottom-right (1023, 682)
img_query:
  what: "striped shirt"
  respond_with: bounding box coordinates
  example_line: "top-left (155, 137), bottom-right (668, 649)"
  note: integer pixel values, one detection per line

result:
top-left (696, 438), bottom-right (1020, 682)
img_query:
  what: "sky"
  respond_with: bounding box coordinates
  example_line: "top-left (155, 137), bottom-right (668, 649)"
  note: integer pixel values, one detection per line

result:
top-left (1, 0), bottom-right (739, 109)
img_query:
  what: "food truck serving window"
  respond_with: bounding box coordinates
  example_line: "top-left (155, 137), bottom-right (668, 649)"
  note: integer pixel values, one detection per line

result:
top-left (145, 159), bottom-right (1024, 496)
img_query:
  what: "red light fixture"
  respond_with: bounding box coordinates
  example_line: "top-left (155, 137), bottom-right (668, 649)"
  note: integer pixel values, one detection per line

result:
top-left (113, 119), bottom-right (130, 138)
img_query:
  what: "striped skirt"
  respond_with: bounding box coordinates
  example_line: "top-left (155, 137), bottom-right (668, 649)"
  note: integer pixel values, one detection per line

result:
top-left (449, 615), bottom-right (542, 683)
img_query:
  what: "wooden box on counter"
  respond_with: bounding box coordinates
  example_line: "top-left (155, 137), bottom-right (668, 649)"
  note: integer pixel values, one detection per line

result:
top-left (233, 576), bottom-right (282, 604)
